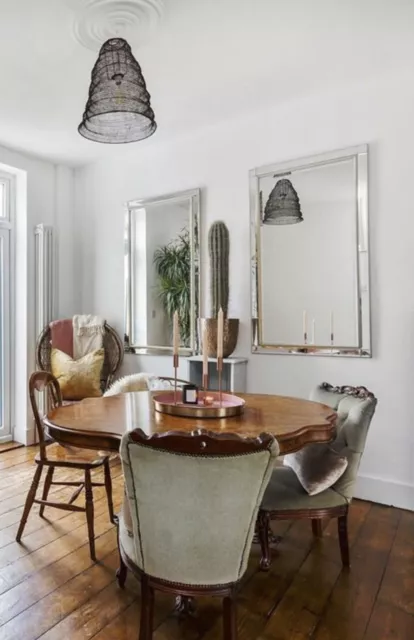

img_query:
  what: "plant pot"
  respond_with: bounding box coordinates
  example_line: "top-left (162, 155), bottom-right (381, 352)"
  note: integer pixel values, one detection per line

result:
top-left (200, 318), bottom-right (240, 358)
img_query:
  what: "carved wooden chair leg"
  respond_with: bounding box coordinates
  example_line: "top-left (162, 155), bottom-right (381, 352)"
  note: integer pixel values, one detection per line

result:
top-left (103, 458), bottom-right (115, 523)
top-left (84, 469), bottom-right (96, 561)
top-left (257, 510), bottom-right (271, 571)
top-left (139, 575), bottom-right (154, 640)
top-left (223, 591), bottom-right (238, 640)
top-left (16, 464), bottom-right (43, 542)
top-left (39, 466), bottom-right (55, 518)
top-left (116, 558), bottom-right (128, 589)
top-left (338, 513), bottom-right (350, 567)
top-left (311, 518), bottom-right (323, 538)
top-left (116, 522), bottom-right (128, 588)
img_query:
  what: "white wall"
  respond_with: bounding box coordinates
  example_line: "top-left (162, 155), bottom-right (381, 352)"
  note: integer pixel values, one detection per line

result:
top-left (74, 68), bottom-right (414, 510)
top-left (0, 145), bottom-right (77, 444)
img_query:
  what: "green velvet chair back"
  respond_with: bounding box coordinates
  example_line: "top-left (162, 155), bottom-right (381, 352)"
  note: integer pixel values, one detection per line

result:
top-left (120, 428), bottom-right (278, 586)
top-left (310, 383), bottom-right (377, 501)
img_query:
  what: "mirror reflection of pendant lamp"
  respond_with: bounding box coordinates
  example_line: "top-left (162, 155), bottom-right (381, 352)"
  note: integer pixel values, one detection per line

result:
top-left (78, 38), bottom-right (156, 144)
top-left (263, 178), bottom-right (303, 225)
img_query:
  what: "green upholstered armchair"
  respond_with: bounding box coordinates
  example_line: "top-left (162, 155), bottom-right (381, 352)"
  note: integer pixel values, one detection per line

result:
top-left (117, 428), bottom-right (278, 640)
top-left (257, 383), bottom-right (377, 570)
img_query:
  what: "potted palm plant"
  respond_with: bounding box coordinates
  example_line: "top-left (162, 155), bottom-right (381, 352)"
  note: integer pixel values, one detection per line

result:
top-left (153, 229), bottom-right (191, 347)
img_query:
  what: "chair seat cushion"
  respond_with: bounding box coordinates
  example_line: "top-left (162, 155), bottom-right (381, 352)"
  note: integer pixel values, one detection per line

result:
top-left (36, 443), bottom-right (108, 467)
top-left (261, 466), bottom-right (348, 512)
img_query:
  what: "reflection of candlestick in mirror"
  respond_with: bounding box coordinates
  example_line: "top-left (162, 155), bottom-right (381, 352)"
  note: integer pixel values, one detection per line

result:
top-left (217, 308), bottom-right (224, 359)
top-left (330, 311), bottom-right (334, 345)
top-left (303, 310), bottom-right (307, 344)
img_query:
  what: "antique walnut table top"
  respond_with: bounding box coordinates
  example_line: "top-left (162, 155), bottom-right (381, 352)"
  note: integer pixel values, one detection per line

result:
top-left (45, 391), bottom-right (336, 455)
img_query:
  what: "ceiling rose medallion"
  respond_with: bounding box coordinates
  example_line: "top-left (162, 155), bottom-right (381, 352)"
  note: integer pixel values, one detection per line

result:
top-left (73, 1), bottom-right (162, 143)
top-left (70, 0), bottom-right (165, 51)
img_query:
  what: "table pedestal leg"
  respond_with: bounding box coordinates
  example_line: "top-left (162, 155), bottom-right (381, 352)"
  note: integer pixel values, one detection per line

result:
top-left (174, 596), bottom-right (196, 617)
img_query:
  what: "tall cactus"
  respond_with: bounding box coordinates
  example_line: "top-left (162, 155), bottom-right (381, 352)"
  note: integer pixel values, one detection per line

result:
top-left (208, 221), bottom-right (230, 317)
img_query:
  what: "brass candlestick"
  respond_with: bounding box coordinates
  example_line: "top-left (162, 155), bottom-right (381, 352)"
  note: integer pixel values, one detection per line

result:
top-left (217, 356), bottom-right (223, 406)
top-left (202, 373), bottom-right (208, 403)
top-left (173, 354), bottom-right (179, 404)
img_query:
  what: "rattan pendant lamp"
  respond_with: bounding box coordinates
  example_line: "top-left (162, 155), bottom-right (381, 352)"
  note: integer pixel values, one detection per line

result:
top-left (263, 178), bottom-right (303, 225)
top-left (78, 37), bottom-right (156, 144)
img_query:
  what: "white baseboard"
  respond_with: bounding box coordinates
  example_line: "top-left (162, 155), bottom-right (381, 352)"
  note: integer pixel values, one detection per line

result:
top-left (355, 474), bottom-right (414, 511)
top-left (13, 419), bottom-right (35, 446)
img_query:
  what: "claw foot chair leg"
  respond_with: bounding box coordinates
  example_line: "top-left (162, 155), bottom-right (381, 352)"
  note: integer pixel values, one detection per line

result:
top-left (338, 513), bottom-right (350, 567)
top-left (258, 510), bottom-right (271, 571)
top-left (116, 556), bottom-right (128, 588)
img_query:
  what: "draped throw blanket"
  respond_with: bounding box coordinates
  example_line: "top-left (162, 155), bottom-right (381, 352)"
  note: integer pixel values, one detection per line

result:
top-left (73, 314), bottom-right (105, 360)
top-left (104, 373), bottom-right (151, 397)
top-left (50, 319), bottom-right (73, 357)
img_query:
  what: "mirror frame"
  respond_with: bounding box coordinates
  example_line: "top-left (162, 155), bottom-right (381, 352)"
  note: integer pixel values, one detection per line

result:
top-left (124, 188), bottom-right (201, 356)
top-left (249, 145), bottom-right (372, 357)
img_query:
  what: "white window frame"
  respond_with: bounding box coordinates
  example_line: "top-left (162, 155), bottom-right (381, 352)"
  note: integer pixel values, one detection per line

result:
top-left (0, 170), bottom-right (15, 442)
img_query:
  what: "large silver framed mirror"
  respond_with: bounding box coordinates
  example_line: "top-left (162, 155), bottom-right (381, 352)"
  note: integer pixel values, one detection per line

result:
top-left (250, 145), bottom-right (371, 357)
top-left (125, 188), bottom-right (200, 355)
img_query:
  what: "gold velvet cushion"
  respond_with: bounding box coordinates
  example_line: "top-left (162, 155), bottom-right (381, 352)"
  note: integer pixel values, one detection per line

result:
top-left (51, 348), bottom-right (104, 401)
top-left (283, 444), bottom-right (348, 496)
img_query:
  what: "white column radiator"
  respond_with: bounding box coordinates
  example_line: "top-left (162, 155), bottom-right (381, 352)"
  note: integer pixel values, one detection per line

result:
top-left (34, 224), bottom-right (54, 428)
top-left (35, 224), bottom-right (54, 339)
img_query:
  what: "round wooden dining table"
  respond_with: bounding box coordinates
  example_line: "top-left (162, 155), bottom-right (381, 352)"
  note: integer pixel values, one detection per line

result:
top-left (45, 390), bottom-right (336, 616)
top-left (44, 391), bottom-right (336, 454)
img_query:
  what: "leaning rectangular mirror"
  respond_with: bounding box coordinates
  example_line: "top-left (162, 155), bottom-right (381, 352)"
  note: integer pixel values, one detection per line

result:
top-left (125, 189), bottom-right (200, 355)
top-left (250, 145), bottom-right (371, 357)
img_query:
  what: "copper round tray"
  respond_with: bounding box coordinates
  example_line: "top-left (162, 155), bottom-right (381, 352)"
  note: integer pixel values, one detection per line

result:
top-left (153, 391), bottom-right (245, 419)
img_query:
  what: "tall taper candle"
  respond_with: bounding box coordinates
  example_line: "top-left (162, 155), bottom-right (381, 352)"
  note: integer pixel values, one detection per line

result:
top-left (217, 308), bottom-right (224, 359)
top-left (173, 311), bottom-right (179, 356)
top-left (312, 318), bottom-right (316, 345)
top-left (202, 325), bottom-right (208, 377)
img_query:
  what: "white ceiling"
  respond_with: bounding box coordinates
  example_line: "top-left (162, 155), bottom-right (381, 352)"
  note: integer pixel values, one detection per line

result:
top-left (1, 0), bottom-right (413, 166)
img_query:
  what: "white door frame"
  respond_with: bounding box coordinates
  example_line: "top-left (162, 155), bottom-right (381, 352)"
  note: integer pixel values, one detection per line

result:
top-left (0, 170), bottom-right (15, 442)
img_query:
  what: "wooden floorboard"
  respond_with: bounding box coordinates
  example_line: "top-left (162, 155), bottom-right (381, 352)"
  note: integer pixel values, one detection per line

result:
top-left (0, 441), bottom-right (24, 454)
top-left (0, 446), bottom-right (412, 640)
